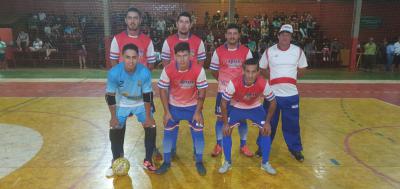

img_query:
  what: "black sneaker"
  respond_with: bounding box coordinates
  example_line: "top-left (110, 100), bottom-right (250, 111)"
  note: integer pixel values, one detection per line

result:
top-left (290, 150), bottom-right (304, 162)
top-left (195, 162), bottom-right (207, 176)
top-left (255, 148), bottom-right (262, 158)
top-left (155, 162), bottom-right (171, 175)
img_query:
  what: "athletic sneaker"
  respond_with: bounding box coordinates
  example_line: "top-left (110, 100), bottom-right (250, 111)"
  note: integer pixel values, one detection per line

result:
top-left (143, 160), bottom-right (157, 171)
top-left (211, 144), bottom-right (222, 157)
top-left (218, 161), bottom-right (232, 174)
top-left (261, 162), bottom-right (277, 175)
top-left (105, 166), bottom-right (113, 178)
top-left (240, 145), bottom-right (254, 157)
top-left (290, 150), bottom-right (304, 162)
top-left (195, 162), bottom-right (207, 176)
top-left (155, 162), bottom-right (171, 175)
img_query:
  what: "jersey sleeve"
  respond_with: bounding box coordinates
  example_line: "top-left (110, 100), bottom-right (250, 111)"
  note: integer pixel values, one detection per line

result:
top-left (259, 49), bottom-right (269, 69)
top-left (157, 68), bottom-right (170, 89)
top-left (106, 69), bottom-right (118, 93)
top-left (142, 68), bottom-right (153, 93)
top-left (263, 82), bottom-right (275, 102)
top-left (222, 80), bottom-right (235, 101)
top-left (161, 40), bottom-right (171, 61)
top-left (147, 40), bottom-right (156, 64)
top-left (197, 40), bottom-right (207, 61)
top-left (110, 36), bottom-right (120, 60)
top-left (209, 50), bottom-right (219, 71)
top-left (246, 49), bottom-right (253, 60)
top-left (297, 49), bottom-right (308, 68)
top-left (196, 68), bottom-right (208, 89)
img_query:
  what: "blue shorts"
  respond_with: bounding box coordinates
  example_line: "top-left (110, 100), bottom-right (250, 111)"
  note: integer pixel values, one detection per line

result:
top-left (165, 104), bottom-right (204, 131)
top-left (215, 92), bottom-right (233, 116)
top-left (115, 105), bottom-right (151, 128)
top-left (228, 106), bottom-right (266, 128)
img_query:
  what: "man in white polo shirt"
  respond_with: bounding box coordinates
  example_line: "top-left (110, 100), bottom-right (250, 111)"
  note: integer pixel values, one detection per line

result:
top-left (258, 24), bottom-right (307, 162)
top-left (393, 36), bottom-right (400, 71)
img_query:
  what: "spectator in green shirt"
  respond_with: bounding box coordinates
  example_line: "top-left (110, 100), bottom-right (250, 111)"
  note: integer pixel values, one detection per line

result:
top-left (363, 37), bottom-right (377, 72)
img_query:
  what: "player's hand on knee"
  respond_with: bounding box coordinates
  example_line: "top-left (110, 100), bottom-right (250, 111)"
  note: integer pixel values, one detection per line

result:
top-left (163, 113), bottom-right (173, 126)
top-left (192, 112), bottom-right (204, 126)
top-left (261, 123), bottom-right (272, 136)
top-left (110, 117), bottom-right (120, 129)
top-left (223, 124), bottom-right (231, 136)
top-left (143, 117), bottom-right (156, 128)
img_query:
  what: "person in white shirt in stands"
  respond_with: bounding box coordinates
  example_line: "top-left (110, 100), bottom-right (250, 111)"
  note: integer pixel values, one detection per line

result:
top-left (29, 37), bottom-right (43, 52)
top-left (16, 31), bottom-right (29, 52)
top-left (393, 36), bottom-right (400, 71)
top-left (258, 24), bottom-right (308, 162)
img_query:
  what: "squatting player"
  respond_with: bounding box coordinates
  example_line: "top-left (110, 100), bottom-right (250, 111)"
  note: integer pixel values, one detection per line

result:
top-left (156, 42), bottom-right (208, 176)
top-left (219, 58), bottom-right (278, 175)
top-left (105, 44), bottom-right (157, 177)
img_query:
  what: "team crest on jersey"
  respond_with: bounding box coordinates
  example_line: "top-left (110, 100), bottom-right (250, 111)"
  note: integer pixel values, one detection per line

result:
top-left (243, 93), bottom-right (257, 100)
top-left (224, 59), bottom-right (242, 68)
top-left (122, 92), bottom-right (129, 97)
top-left (179, 80), bottom-right (195, 89)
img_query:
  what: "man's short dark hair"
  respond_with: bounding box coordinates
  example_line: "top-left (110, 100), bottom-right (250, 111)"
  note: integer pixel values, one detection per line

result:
top-left (174, 42), bottom-right (190, 54)
top-left (226, 23), bottom-right (240, 33)
top-left (243, 57), bottom-right (259, 70)
top-left (177, 12), bottom-right (192, 23)
top-left (127, 7), bottom-right (142, 18)
top-left (122, 43), bottom-right (139, 54)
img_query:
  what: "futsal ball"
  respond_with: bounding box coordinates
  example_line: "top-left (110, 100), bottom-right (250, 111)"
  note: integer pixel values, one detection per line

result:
top-left (112, 157), bottom-right (130, 176)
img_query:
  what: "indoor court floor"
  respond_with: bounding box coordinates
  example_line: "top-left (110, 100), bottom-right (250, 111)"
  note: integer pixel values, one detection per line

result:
top-left (0, 80), bottom-right (399, 189)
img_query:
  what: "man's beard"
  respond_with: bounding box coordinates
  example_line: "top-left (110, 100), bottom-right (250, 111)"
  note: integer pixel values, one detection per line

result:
top-left (128, 24), bottom-right (139, 31)
top-left (228, 39), bottom-right (238, 45)
top-left (178, 30), bottom-right (189, 35)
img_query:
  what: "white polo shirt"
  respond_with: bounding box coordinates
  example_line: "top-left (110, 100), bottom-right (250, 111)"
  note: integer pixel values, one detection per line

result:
top-left (259, 44), bottom-right (308, 97)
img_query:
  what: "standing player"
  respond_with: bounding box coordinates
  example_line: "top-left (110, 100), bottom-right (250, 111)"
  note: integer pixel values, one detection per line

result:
top-left (161, 12), bottom-right (206, 155)
top-left (258, 24), bottom-right (307, 162)
top-left (105, 44), bottom-right (157, 177)
top-left (156, 42), bottom-right (207, 175)
top-left (218, 58), bottom-right (277, 175)
top-left (161, 11), bottom-right (206, 67)
top-left (109, 7), bottom-right (162, 160)
top-left (110, 7), bottom-right (156, 69)
top-left (209, 23), bottom-right (254, 157)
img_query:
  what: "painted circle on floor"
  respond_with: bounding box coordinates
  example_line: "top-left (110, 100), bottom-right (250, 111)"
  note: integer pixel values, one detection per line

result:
top-left (0, 123), bottom-right (43, 179)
